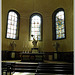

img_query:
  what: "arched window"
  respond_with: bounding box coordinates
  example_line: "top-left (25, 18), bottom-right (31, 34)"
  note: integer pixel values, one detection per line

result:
top-left (52, 8), bottom-right (66, 40)
top-left (6, 10), bottom-right (20, 40)
top-left (30, 13), bottom-right (42, 40)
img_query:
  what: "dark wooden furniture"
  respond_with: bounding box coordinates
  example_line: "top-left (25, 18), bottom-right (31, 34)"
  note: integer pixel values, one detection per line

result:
top-left (2, 51), bottom-right (73, 63)
top-left (2, 62), bottom-right (73, 75)
top-left (20, 53), bottom-right (44, 62)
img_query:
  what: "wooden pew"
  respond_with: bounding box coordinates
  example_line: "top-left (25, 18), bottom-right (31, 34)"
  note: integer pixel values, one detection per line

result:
top-left (2, 62), bottom-right (73, 75)
top-left (11, 62), bottom-right (39, 73)
top-left (37, 63), bottom-right (73, 74)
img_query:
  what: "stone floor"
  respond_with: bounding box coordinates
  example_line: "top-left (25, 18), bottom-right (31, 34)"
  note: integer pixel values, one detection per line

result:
top-left (2, 60), bottom-right (72, 64)
top-left (3, 72), bottom-right (73, 75)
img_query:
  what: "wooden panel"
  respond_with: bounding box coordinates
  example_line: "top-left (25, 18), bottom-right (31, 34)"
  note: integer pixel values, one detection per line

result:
top-left (21, 53), bottom-right (44, 62)
top-left (2, 51), bottom-right (21, 60)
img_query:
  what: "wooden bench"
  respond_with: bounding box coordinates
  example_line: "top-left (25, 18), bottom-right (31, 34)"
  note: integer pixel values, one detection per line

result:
top-left (2, 62), bottom-right (73, 75)
top-left (37, 63), bottom-right (73, 74)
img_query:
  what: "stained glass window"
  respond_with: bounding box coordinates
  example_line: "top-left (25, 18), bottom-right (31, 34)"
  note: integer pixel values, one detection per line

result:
top-left (6, 10), bottom-right (20, 39)
top-left (53, 8), bottom-right (66, 40)
top-left (30, 13), bottom-right (42, 40)
top-left (56, 11), bottom-right (65, 39)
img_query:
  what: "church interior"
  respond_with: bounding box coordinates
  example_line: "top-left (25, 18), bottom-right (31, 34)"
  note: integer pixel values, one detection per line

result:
top-left (2, 0), bottom-right (74, 75)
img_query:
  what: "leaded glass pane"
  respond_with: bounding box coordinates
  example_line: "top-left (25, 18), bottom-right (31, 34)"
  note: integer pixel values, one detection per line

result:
top-left (6, 11), bottom-right (18, 39)
top-left (30, 14), bottom-right (41, 40)
top-left (56, 11), bottom-right (65, 39)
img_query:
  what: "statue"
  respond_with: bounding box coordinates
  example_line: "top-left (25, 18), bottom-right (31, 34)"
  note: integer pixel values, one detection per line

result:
top-left (52, 42), bottom-right (59, 52)
top-left (31, 35), bottom-right (38, 48)
top-left (32, 38), bottom-right (38, 48)
top-left (10, 41), bottom-right (16, 50)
